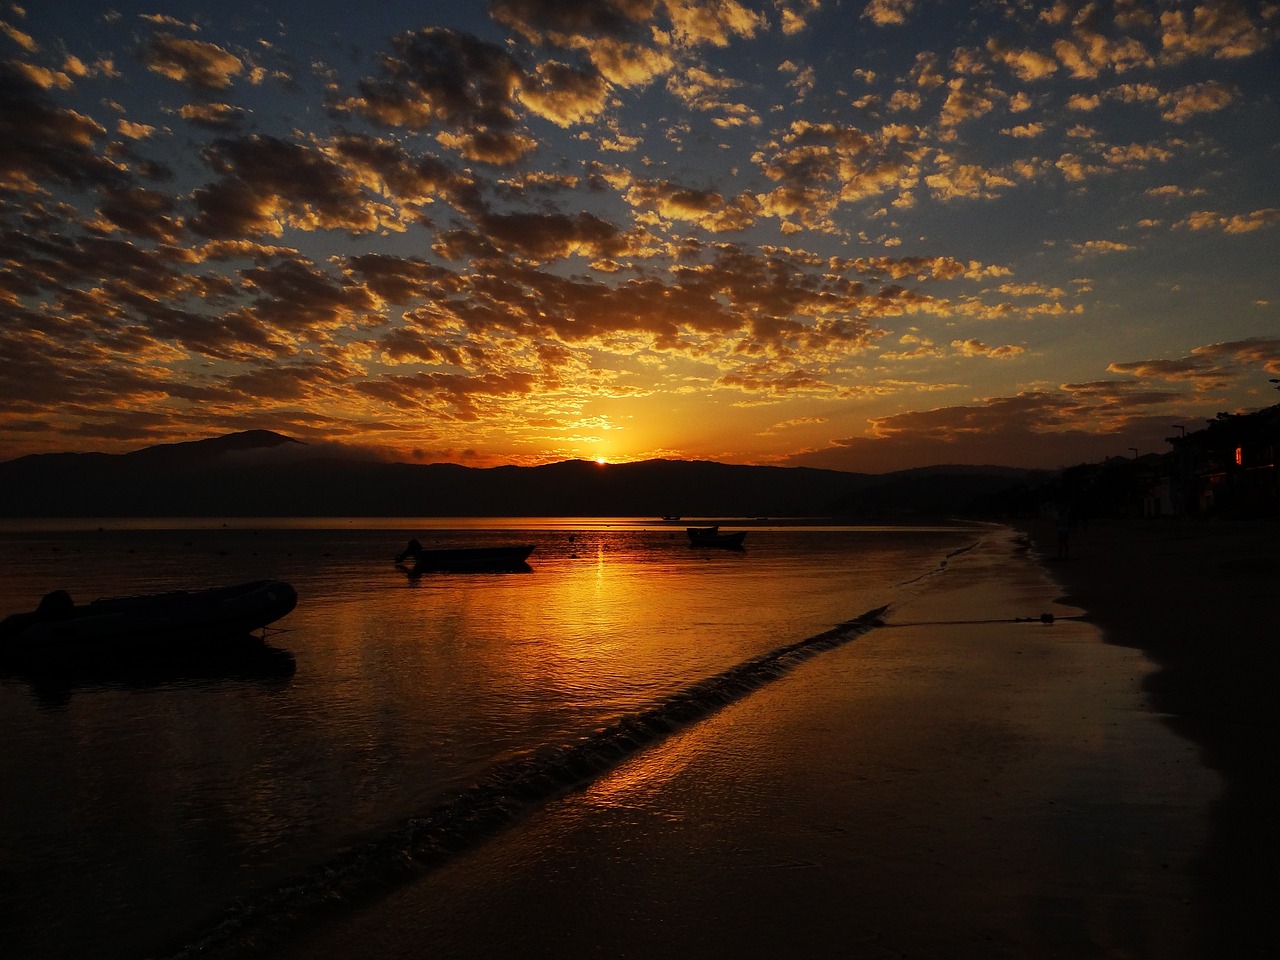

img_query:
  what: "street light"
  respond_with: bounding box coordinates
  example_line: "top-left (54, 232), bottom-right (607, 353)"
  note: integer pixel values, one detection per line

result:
top-left (1129, 447), bottom-right (1139, 458)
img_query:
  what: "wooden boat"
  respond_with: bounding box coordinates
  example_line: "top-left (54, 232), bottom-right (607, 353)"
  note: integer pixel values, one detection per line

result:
top-left (687, 527), bottom-right (746, 549)
top-left (395, 539), bottom-right (535, 573)
top-left (0, 580), bottom-right (298, 663)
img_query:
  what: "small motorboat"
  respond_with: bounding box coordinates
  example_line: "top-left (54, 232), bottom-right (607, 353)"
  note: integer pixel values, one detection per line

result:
top-left (395, 539), bottom-right (535, 573)
top-left (0, 580), bottom-right (298, 664)
top-left (687, 527), bottom-right (746, 549)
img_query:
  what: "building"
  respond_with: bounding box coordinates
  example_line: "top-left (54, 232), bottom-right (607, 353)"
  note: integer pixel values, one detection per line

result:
top-left (1165, 404), bottom-right (1280, 517)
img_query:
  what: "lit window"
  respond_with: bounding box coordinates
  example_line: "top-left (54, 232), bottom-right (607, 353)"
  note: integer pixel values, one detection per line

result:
top-left (1235, 446), bottom-right (1243, 465)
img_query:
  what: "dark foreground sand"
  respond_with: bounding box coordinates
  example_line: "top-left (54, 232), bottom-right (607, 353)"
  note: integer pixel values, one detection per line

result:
top-left (250, 523), bottom-right (1280, 960)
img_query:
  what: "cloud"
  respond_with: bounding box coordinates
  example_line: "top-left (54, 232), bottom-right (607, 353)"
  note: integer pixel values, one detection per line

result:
top-left (951, 338), bottom-right (1024, 359)
top-left (231, 258), bottom-right (380, 336)
top-left (1144, 183), bottom-right (1205, 199)
top-left (1003, 122), bottom-right (1046, 138)
top-left (752, 119), bottom-right (920, 225)
top-left (1159, 80), bottom-right (1236, 122)
top-left (1072, 239), bottom-right (1134, 256)
top-left (622, 177), bottom-right (762, 232)
top-left (1, 19), bottom-right (39, 53)
top-left (357, 369), bottom-right (539, 420)
top-left (95, 185), bottom-right (181, 241)
top-left (879, 333), bottom-right (943, 361)
top-left (987, 39), bottom-right (1058, 81)
top-left (337, 27), bottom-right (534, 164)
top-left (489, 0), bottom-right (658, 45)
top-left (1175, 208), bottom-right (1280, 234)
top-left (1066, 92), bottom-right (1101, 112)
top-left (189, 134), bottom-right (400, 238)
top-left (468, 209), bottom-right (632, 261)
top-left (778, 0), bottom-right (821, 35)
top-left (139, 33), bottom-right (244, 90)
top-left (519, 60), bottom-right (610, 125)
top-left (1159, 3), bottom-right (1272, 62)
top-left (758, 414), bottom-right (827, 436)
top-left (489, 0), bottom-right (674, 87)
top-left (1, 1), bottom-right (1277, 467)
top-left (9, 60), bottom-right (77, 90)
top-left (778, 389), bottom-right (1179, 472)
top-left (178, 102), bottom-right (246, 129)
top-left (924, 155), bottom-right (1015, 201)
top-left (684, 0), bottom-right (768, 43)
top-left (938, 77), bottom-right (996, 127)
top-left (862, 0), bottom-right (916, 27)
top-left (716, 364), bottom-right (830, 395)
top-left (777, 398), bottom-right (1069, 470)
top-left (1108, 338), bottom-right (1280, 388)
top-left (139, 14), bottom-right (201, 32)
top-left (0, 63), bottom-right (118, 191)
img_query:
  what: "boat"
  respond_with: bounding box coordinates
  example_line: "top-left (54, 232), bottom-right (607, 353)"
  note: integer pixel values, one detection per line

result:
top-left (395, 539), bottom-right (535, 573)
top-left (0, 580), bottom-right (298, 663)
top-left (687, 527), bottom-right (747, 549)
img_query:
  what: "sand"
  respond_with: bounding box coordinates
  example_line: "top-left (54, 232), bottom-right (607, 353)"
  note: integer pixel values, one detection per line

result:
top-left (260, 524), bottom-right (1262, 960)
top-left (1016, 515), bottom-right (1280, 958)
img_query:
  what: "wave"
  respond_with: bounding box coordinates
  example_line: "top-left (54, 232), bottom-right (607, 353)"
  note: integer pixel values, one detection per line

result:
top-left (159, 602), bottom-right (892, 960)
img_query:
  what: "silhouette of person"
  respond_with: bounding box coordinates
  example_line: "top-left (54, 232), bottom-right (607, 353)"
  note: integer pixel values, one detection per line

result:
top-left (1055, 505), bottom-right (1072, 560)
top-left (37, 589), bottom-right (74, 618)
top-left (395, 538), bottom-right (423, 564)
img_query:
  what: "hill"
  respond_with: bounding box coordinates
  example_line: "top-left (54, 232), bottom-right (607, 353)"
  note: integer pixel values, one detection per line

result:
top-left (0, 431), bottom-right (1045, 518)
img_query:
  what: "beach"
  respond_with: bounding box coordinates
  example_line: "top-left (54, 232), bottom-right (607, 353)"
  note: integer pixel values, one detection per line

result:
top-left (1018, 516), bottom-right (1280, 958)
top-left (261, 523), bottom-right (1255, 960)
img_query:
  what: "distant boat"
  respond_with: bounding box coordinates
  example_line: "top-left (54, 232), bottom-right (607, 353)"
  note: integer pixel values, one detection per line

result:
top-left (687, 527), bottom-right (746, 549)
top-left (395, 539), bottom-right (535, 573)
top-left (0, 580), bottom-right (298, 663)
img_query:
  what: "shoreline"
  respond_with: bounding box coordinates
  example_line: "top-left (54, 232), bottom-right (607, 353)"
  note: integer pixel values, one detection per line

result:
top-left (271, 528), bottom-right (1217, 960)
top-left (1014, 516), bottom-right (1280, 957)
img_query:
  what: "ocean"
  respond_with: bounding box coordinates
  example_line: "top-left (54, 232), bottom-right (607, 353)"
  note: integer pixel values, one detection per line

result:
top-left (0, 518), bottom-right (980, 959)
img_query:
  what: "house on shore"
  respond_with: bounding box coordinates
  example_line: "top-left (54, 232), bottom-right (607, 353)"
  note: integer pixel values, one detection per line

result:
top-left (1165, 404), bottom-right (1280, 517)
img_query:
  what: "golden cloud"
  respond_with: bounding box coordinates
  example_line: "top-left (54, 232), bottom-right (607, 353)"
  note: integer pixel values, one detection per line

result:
top-left (1159, 80), bottom-right (1236, 122)
top-left (139, 34), bottom-right (244, 90)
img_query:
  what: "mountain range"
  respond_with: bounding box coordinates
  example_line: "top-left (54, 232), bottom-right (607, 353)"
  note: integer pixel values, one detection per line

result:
top-left (0, 431), bottom-right (1047, 518)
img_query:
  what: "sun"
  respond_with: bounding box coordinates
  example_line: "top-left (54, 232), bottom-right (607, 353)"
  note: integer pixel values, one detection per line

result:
top-left (595, 456), bottom-right (608, 465)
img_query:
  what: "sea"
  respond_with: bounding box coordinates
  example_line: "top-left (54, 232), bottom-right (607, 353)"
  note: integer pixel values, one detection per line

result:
top-left (0, 517), bottom-right (981, 960)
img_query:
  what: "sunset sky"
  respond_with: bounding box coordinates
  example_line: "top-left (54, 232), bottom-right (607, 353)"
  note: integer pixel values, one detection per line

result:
top-left (2, 1), bottom-right (1277, 472)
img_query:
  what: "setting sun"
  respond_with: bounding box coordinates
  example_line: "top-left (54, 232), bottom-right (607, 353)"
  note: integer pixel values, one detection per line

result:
top-left (595, 457), bottom-right (608, 466)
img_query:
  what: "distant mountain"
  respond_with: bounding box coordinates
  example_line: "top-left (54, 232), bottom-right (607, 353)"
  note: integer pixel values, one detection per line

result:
top-left (0, 431), bottom-right (1046, 518)
top-left (121, 429), bottom-right (302, 463)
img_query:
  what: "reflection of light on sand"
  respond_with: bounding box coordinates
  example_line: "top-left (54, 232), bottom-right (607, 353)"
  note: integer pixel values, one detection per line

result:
top-left (580, 741), bottom-right (699, 816)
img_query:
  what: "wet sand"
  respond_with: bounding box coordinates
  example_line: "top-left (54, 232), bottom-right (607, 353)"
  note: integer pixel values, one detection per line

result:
top-left (1017, 516), bottom-right (1280, 958)
top-left (266, 527), bottom-right (1233, 959)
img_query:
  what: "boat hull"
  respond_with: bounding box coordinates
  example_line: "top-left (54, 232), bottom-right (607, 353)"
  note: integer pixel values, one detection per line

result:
top-left (405, 545), bottom-right (536, 573)
top-left (0, 580), bottom-right (298, 662)
top-left (687, 528), bottom-right (746, 549)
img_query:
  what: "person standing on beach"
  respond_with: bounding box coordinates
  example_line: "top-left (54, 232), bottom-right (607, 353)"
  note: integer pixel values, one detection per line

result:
top-left (1056, 505), bottom-right (1072, 559)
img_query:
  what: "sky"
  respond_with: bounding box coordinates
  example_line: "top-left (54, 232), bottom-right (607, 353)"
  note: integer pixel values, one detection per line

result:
top-left (1, 0), bottom-right (1278, 473)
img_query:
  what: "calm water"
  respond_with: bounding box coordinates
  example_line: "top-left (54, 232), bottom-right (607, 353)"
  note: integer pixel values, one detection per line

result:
top-left (0, 518), bottom-right (978, 960)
